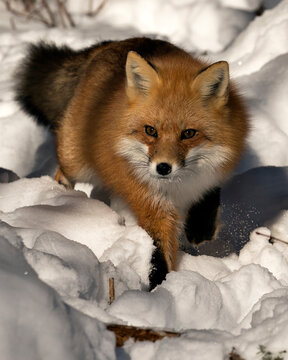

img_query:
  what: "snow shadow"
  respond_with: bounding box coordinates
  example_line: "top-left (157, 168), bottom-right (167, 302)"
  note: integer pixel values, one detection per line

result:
top-left (196, 166), bottom-right (288, 257)
top-left (27, 131), bottom-right (58, 178)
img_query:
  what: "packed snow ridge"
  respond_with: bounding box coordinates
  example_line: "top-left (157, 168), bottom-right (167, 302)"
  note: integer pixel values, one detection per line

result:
top-left (0, 0), bottom-right (288, 359)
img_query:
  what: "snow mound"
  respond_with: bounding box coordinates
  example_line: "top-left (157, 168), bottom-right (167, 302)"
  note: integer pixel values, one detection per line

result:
top-left (0, 223), bottom-right (115, 360)
top-left (1, 0), bottom-right (288, 359)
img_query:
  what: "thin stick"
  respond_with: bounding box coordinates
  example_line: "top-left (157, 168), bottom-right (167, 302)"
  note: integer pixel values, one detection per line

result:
top-left (42, 0), bottom-right (56, 27)
top-left (109, 277), bottom-right (115, 304)
top-left (57, 0), bottom-right (76, 28)
top-left (255, 231), bottom-right (288, 246)
top-left (107, 324), bottom-right (180, 347)
top-left (5, 0), bottom-right (75, 28)
top-left (4, 0), bottom-right (53, 27)
top-left (87, 0), bottom-right (107, 17)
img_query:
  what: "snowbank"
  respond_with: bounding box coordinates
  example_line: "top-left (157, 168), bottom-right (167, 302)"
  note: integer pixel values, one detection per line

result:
top-left (0, 223), bottom-right (115, 360)
top-left (1, 0), bottom-right (288, 359)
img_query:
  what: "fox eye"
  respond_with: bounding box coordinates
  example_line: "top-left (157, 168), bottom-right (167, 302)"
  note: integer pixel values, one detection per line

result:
top-left (181, 129), bottom-right (197, 140)
top-left (145, 125), bottom-right (158, 138)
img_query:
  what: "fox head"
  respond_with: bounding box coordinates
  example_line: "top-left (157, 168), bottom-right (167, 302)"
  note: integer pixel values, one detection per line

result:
top-left (116, 50), bottom-right (248, 190)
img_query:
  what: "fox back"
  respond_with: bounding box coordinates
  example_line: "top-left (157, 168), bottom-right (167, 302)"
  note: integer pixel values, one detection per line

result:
top-left (16, 37), bottom-right (249, 289)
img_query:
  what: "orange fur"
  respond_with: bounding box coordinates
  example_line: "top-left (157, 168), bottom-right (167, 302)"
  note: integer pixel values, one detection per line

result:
top-left (16, 37), bottom-right (249, 288)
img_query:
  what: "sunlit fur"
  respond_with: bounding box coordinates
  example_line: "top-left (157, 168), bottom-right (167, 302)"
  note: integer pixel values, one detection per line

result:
top-left (15, 37), bottom-right (249, 286)
top-left (116, 138), bottom-right (233, 218)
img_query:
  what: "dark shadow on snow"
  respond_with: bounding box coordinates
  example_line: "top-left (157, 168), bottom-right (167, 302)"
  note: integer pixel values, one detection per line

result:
top-left (189, 166), bottom-right (288, 257)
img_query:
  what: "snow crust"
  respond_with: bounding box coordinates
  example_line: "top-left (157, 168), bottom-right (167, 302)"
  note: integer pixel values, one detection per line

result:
top-left (1, 0), bottom-right (288, 359)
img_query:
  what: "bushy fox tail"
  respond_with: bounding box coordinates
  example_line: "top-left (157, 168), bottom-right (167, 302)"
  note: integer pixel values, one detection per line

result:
top-left (15, 41), bottom-right (108, 130)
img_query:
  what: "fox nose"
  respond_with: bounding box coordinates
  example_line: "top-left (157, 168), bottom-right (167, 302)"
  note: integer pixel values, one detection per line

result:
top-left (156, 162), bottom-right (172, 176)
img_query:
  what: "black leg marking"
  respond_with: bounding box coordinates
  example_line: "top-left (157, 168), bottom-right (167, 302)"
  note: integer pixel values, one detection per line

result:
top-left (149, 243), bottom-right (168, 291)
top-left (185, 187), bottom-right (221, 244)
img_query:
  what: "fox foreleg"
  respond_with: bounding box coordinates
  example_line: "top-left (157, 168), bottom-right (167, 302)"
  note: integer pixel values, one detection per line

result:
top-left (55, 165), bottom-right (180, 289)
top-left (128, 197), bottom-right (180, 290)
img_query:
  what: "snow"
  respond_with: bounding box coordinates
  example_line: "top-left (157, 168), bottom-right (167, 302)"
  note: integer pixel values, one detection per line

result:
top-left (1, 0), bottom-right (288, 359)
top-left (0, 224), bottom-right (115, 360)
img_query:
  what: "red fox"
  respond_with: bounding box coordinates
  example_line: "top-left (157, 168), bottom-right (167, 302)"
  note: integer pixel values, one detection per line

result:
top-left (15, 37), bottom-right (248, 289)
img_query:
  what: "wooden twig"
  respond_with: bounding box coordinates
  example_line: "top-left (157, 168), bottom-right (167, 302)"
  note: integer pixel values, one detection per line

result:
top-left (23, 0), bottom-right (33, 12)
top-left (4, 0), bottom-right (28, 18)
top-left (4, 0), bottom-right (75, 28)
top-left (106, 277), bottom-right (181, 346)
top-left (57, 0), bottom-right (67, 28)
top-left (87, 0), bottom-right (107, 17)
top-left (61, 1), bottom-right (76, 27)
top-left (4, 0), bottom-right (52, 27)
top-left (109, 277), bottom-right (115, 304)
top-left (56, 0), bottom-right (76, 28)
top-left (41, 0), bottom-right (56, 27)
top-left (106, 324), bottom-right (180, 347)
top-left (229, 348), bottom-right (246, 360)
top-left (256, 231), bottom-right (288, 246)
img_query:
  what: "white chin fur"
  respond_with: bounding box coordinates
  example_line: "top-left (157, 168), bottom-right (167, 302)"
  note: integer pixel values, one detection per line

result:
top-left (171, 144), bottom-right (232, 214)
top-left (116, 138), bottom-right (232, 214)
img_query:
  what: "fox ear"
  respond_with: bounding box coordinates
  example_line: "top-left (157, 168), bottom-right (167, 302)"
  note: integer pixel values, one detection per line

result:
top-left (193, 61), bottom-right (229, 106)
top-left (126, 51), bottom-right (159, 99)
